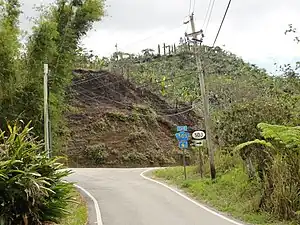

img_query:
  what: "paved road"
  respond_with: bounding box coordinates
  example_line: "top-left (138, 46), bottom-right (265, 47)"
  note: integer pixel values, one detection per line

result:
top-left (67, 168), bottom-right (244, 225)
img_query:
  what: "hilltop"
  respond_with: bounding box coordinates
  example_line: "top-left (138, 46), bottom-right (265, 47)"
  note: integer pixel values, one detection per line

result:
top-left (65, 69), bottom-right (203, 167)
top-left (66, 46), bottom-right (275, 168)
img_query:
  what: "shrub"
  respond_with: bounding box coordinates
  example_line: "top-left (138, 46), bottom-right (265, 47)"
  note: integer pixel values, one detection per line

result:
top-left (0, 121), bottom-right (73, 225)
top-left (235, 123), bottom-right (300, 221)
top-left (85, 143), bottom-right (109, 164)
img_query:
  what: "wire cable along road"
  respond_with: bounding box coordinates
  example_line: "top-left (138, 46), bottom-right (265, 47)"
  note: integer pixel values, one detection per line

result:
top-left (67, 168), bottom-right (245, 225)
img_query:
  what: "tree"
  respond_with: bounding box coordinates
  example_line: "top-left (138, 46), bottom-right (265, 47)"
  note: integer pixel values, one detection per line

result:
top-left (0, 0), bottom-right (21, 99)
top-left (0, 0), bottom-right (105, 153)
top-left (235, 123), bottom-right (300, 221)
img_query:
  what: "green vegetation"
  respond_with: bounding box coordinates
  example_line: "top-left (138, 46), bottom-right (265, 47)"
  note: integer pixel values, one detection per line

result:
top-left (59, 188), bottom-right (88, 225)
top-left (0, 0), bottom-right (105, 154)
top-left (153, 122), bottom-right (300, 224)
top-left (99, 25), bottom-right (299, 224)
top-left (234, 123), bottom-right (300, 222)
top-left (0, 0), bottom-right (105, 223)
top-left (0, 121), bottom-right (73, 224)
top-left (153, 166), bottom-right (296, 225)
top-left (0, 0), bottom-right (299, 223)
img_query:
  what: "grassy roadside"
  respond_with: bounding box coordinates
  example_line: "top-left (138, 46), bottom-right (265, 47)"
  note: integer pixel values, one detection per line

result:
top-left (58, 188), bottom-right (88, 225)
top-left (152, 166), bottom-right (297, 225)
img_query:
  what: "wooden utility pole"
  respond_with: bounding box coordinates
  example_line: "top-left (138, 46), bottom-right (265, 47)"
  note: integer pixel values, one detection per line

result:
top-left (44, 64), bottom-right (50, 158)
top-left (186, 13), bottom-right (216, 179)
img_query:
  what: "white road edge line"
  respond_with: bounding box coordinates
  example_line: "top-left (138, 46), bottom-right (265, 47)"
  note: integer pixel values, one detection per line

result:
top-left (74, 184), bottom-right (103, 225)
top-left (140, 168), bottom-right (245, 225)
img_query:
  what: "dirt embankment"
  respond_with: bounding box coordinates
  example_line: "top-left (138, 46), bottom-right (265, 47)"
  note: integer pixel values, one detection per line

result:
top-left (66, 69), bottom-right (202, 167)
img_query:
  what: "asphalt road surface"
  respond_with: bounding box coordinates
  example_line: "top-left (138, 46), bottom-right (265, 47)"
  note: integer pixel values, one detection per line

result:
top-left (67, 168), bottom-right (245, 225)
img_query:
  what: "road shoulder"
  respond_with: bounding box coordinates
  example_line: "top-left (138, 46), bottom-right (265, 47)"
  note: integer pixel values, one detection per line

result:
top-left (141, 168), bottom-right (248, 225)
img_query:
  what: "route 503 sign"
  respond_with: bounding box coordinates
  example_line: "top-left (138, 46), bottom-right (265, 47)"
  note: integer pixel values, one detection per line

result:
top-left (191, 130), bottom-right (206, 140)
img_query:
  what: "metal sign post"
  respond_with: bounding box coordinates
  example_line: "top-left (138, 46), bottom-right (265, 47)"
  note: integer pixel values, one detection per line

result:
top-left (176, 126), bottom-right (190, 180)
top-left (190, 130), bottom-right (206, 177)
top-left (183, 148), bottom-right (187, 180)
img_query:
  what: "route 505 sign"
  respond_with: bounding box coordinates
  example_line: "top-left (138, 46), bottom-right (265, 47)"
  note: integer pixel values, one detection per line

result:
top-left (192, 130), bottom-right (206, 140)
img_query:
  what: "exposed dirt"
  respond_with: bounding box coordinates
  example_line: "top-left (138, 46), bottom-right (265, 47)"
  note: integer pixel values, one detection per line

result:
top-left (66, 69), bottom-right (202, 167)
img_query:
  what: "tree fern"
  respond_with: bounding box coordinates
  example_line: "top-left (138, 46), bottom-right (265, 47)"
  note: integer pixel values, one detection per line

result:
top-left (258, 123), bottom-right (300, 149)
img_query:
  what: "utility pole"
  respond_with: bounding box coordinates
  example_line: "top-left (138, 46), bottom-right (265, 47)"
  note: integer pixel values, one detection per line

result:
top-left (48, 69), bottom-right (52, 158)
top-left (186, 13), bottom-right (216, 179)
top-left (44, 64), bottom-right (50, 158)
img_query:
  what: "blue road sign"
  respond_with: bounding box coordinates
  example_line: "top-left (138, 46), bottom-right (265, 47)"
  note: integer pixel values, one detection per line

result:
top-left (179, 140), bottom-right (188, 149)
top-left (177, 126), bottom-right (187, 132)
top-left (175, 131), bottom-right (190, 141)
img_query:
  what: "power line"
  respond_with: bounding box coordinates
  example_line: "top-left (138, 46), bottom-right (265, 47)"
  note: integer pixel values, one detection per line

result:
top-left (73, 69), bottom-right (199, 114)
top-left (71, 68), bottom-right (200, 112)
top-left (71, 71), bottom-right (110, 86)
top-left (188, 0), bottom-right (192, 15)
top-left (71, 67), bottom-right (198, 91)
top-left (92, 73), bottom-right (134, 102)
top-left (192, 0), bottom-right (196, 13)
top-left (76, 86), bottom-right (131, 107)
top-left (201, 0), bottom-right (212, 29)
top-left (136, 72), bottom-right (196, 89)
top-left (75, 86), bottom-right (198, 117)
top-left (118, 23), bottom-right (186, 53)
top-left (212, 0), bottom-right (232, 47)
top-left (203, 0), bottom-right (216, 33)
top-left (189, 0), bottom-right (196, 15)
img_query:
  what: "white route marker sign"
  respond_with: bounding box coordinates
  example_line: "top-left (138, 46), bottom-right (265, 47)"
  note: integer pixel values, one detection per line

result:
top-left (192, 130), bottom-right (206, 140)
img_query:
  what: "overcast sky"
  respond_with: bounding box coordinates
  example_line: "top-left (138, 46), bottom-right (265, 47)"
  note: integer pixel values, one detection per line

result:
top-left (20, 0), bottom-right (300, 73)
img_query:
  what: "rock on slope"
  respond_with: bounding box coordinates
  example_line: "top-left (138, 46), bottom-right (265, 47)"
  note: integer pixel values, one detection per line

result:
top-left (66, 69), bottom-right (202, 167)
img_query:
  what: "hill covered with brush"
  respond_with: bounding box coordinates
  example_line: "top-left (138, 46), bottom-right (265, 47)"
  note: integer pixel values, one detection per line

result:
top-left (65, 69), bottom-right (202, 167)
top-left (68, 43), bottom-right (299, 167)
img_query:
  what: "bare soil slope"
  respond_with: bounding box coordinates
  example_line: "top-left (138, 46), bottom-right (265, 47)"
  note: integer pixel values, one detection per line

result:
top-left (66, 69), bottom-right (202, 167)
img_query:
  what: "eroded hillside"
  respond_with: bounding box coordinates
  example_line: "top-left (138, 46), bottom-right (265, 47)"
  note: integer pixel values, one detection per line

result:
top-left (66, 69), bottom-right (202, 167)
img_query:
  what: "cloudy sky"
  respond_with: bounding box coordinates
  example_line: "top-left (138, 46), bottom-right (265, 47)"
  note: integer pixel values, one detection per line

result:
top-left (20, 0), bottom-right (300, 73)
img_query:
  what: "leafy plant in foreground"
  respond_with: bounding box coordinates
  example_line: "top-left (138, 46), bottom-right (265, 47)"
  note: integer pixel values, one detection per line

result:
top-left (0, 121), bottom-right (73, 225)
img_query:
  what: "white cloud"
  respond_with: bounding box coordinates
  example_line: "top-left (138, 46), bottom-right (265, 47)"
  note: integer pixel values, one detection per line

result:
top-left (19, 0), bottom-right (300, 72)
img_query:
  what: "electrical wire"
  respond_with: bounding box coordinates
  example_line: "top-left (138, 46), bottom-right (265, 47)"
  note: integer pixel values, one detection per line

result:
top-left (203, 0), bottom-right (216, 33)
top-left (188, 0), bottom-right (192, 15)
top-left (76, 77), bottom-right (200, 117)
top-left (74, 86), bottom-right (198, 117)
top-left (76, 86), bottom-right (130, 107)
top-left (189, 0), bottom-right (196, 15)
top-left (202, 0), bottom-right (212, 29)
top-left (72, 69), bottom-right (199, 117)
top-left (119, 23), bottom-right (186, 53)
top-left (192, 0), bottom-right (196, 13)
top-left (92, 73), bottom-right (134, 102)
top-left (71, 71), bottom-right (110, 86)
top-left (71, 68), bottom-right (197, 92)
top-left (212, 0), bottom-right (232, 47)
top-left (71, 54), bottom-right (199, 89)
top-left (71, 68), bottom-right (199, 111)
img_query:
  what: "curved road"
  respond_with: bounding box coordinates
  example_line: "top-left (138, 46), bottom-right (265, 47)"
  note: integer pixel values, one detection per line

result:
top-left (67, 168), bottom-right (245, 225)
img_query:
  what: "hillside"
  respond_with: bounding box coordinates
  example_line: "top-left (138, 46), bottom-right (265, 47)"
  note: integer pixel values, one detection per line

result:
top-left (66, 69), bottom-right (203, 167)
